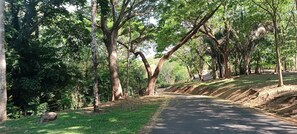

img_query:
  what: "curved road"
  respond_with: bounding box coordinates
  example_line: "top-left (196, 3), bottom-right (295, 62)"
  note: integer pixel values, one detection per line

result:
top-left (150, 94), bottom-right (297, 134)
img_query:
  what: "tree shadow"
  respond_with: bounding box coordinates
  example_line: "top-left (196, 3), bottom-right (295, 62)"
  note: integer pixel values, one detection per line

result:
top-left (150, 96), bottom-right (297, 134)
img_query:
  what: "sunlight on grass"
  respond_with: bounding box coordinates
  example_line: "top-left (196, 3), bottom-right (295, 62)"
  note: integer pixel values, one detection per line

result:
top-left (169, 73), bottom-right (297, 96)
top-left (109, 117), bottom-right (118, 123)
top-left (0, 102), bottom-right (162, 134)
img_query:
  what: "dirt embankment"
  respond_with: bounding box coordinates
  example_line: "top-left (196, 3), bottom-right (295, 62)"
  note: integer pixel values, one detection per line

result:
top-left (165, 76), bottom-right (297, 120)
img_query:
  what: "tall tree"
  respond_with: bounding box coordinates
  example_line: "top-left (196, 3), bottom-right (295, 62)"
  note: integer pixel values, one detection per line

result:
top-left (222, 1), bottom-right (231, 78)
top-left (99, 0), bottom-right (155, 100)
top-left (5, 0), bottom-right (86, 114)
top-left (0, 0), bottom-right (7, 122)
top-left (91, 0), bottom-right (100, 112)
top-left (252, 0), bottom-right (287, 87)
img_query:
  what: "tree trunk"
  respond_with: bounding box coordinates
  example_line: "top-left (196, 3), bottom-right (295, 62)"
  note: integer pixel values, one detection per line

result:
top-left (125, 49), bottom-right (130, 96)
top-left (211, 58), bottom-right (218, 79)
top-left (91, 0), bottom-right (100, 112)
top-left (0, 0), bottom-right (7, 122)
top-left (186, 65), bottom-right (193, 80)
top-left (243, 52), bottom-right (251, 75)
top-left (223, 53), bottom-right (231, 78)
top-left (295, 54), bottom-right (297, 71)
top-left (234, 52), bottom-right (239, 75)
top-left (217, 55), bottom-right (223, 78)
top-left (223, 3), bottom-right (231, 79)
top-left (273, 15), bottom-right (284, 87)
top-left (255, 51), bottom-right (261, 74)
top-left (105, 34), bottom-right (123, 101)
top-left (134, 51), bottom-right (153, 89)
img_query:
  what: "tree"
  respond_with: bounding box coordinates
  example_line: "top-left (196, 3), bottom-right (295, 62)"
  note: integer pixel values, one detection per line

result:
top-left (252, 0), bottom-right (290, 87)
top-left (0, 0), bottom-right (7, 122)
top-left (91, 0), bottom-right (100, 112)
top-left (117, 19), bottom-right (155, 95)
top-left (99, 0), bottom-right (155, 100)
top-left (292, 0), bottom-right (297, 71)
top-left (146, 1), bottom-right (221, 95)
top-left (5, 0), bottom-right (86, 115)
top-left (199, 25), bottom-right (226, 78)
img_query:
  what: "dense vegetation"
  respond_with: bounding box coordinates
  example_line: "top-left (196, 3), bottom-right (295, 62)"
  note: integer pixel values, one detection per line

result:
top-left (0, 0), bottom-right (296, 125)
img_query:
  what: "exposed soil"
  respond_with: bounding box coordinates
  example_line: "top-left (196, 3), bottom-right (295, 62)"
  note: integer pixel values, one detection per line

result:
top-left (80, 95), bottom-right (166, 115)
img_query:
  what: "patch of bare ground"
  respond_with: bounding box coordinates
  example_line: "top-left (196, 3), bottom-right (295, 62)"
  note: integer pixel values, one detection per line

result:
top-left (165, 73), bottom-right (297, 122)
top-left (79, 95), bottom-right (167, 115)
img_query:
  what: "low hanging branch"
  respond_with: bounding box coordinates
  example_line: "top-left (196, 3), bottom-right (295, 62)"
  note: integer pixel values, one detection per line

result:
top-left (117, 41), bottom-right (153, 78)
top-left (153, 4), bottom-right (221, 76)
top-left (146, 4), bottom-right (221, 95)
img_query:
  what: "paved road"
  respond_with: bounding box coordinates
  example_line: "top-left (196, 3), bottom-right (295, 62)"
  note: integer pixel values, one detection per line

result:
top-left (150, 94), bottom-right (297, 134)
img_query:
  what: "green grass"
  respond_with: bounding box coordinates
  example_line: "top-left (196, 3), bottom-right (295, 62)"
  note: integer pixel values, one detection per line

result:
top-left (0, 103), bottom-right (161, 134)
top-left (187, 73), bottom-right (297, 91)
top-left (168, 73), bottom-right (297, 99)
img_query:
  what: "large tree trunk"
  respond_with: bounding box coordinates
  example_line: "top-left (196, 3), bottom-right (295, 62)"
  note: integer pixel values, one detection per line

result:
top-left (91, 0), bottom-right (100, 112)
top-left (105, 33), bottom-right (123, 101)
top-left (273, 16), bottom-right (284, 87)
top-left (146, 57), bottom-right (166, 95)
top-left (223, 3), bottom-right (231, 79)
top-left (0, 0), bottom-right (7, 122)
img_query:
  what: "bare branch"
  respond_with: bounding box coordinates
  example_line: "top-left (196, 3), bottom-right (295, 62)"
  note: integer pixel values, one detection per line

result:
top-left (110, 0), bottom-right (117, 22)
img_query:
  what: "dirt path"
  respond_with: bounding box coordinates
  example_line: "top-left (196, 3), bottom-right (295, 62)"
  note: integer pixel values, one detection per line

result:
top-left (149, 93), bottom-right (297, 134)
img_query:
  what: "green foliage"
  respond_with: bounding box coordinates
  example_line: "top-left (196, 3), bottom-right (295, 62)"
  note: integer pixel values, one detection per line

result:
top-left (158, 61), bottom-right (189, 87)
top-left (156, 0), bottom-right (221, 52)
top-left (4, 0), bottom-right (92, 118)
top-left (119, 59), bottom-right (147, 95)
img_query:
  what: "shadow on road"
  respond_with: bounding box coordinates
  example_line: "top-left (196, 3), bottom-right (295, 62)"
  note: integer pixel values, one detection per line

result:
top-left (150, 94), bottom-right (297, 134)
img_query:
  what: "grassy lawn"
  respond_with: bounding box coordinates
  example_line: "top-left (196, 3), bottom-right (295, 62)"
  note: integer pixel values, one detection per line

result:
top-left (0, 98), bottom-right (164, 134)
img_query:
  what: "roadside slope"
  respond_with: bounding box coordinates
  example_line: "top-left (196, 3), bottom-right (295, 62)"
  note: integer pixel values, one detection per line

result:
top-left (166, 73), bottom-right (297, 120)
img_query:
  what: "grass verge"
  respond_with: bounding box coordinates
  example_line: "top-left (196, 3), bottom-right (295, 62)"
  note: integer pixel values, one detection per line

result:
top-left (0, 97), bottom-right (165, 134)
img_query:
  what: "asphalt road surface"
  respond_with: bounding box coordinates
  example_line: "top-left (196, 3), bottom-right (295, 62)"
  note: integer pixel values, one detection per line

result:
top-left (150, 94), bottom-right (297, 134)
